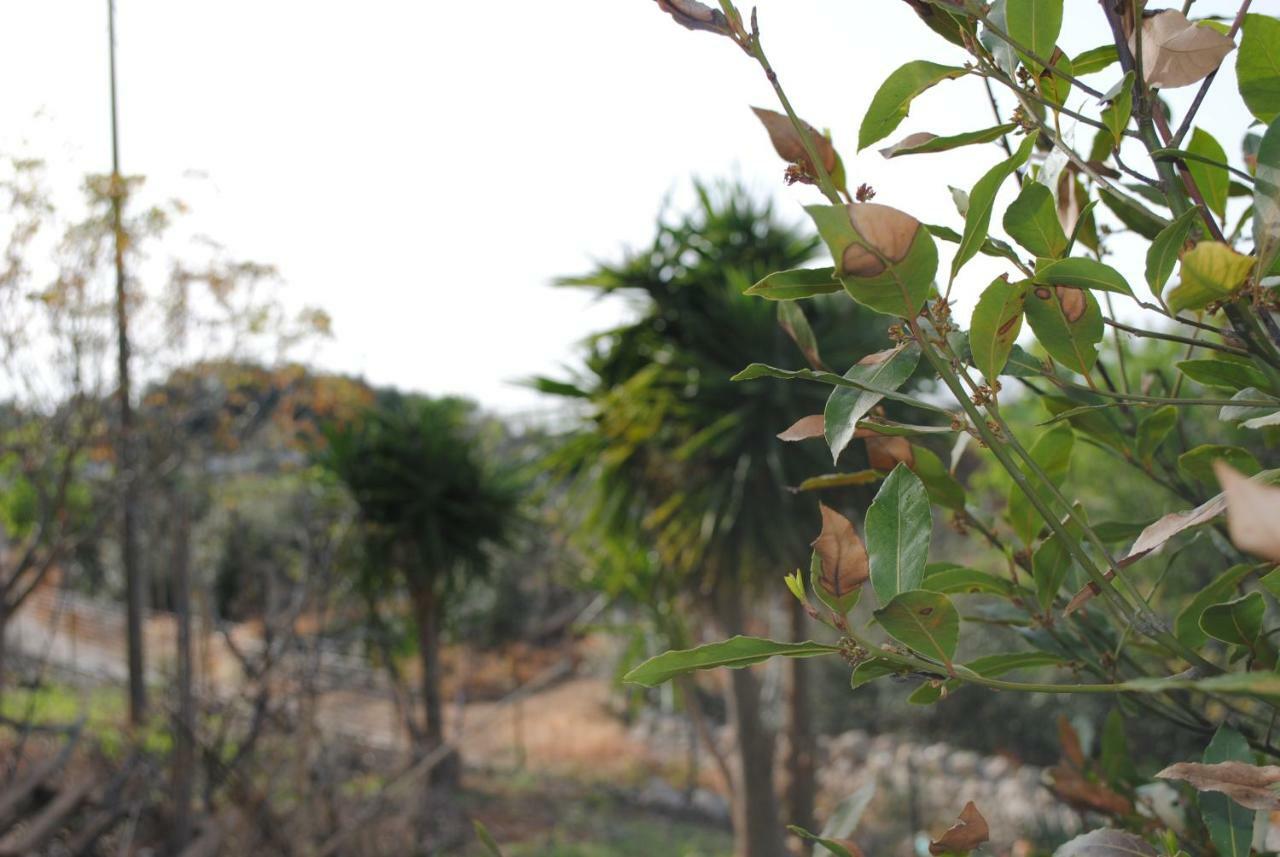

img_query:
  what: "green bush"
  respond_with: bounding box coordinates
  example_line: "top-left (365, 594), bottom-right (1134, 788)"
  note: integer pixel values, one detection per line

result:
top-left (632, 1), bottom-right (1280, 854)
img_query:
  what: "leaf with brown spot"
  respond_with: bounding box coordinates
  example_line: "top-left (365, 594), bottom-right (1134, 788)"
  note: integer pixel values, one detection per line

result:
top-left (1157, 760), bottom-right (1280, 811)
top-left (1215, 461), bottom-right (1280, 562)
top-left (928, 802), bottom-right (989, 855)
top-left (778, 414), bottom-right (825, 442)
top-left (752, 106), bottom-right (838, 176)
top-left (841, 203), bottom-right (922, 277)
top-left (811, 504), bottom-right (870, 610)
top-left (1130, 10), bottom-right (1236, 89)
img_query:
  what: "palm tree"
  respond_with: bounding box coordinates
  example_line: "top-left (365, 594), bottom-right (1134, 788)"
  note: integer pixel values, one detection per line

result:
top-left (315, 393), bottom-right (520, 786)
top-left (541, 183), bottom-right (893, 857)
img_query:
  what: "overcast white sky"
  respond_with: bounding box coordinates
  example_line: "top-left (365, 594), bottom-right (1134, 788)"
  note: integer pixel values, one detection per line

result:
top-left (0, 0), bottom-right (1267, 412)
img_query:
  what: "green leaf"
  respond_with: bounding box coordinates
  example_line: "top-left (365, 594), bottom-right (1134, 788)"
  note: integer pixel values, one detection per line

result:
top-left (874, 589), bottom-right (959, 668)
top-left (1023, 284), bottom-right (1103, 375)
top-left (825, 344), bottom-right (921, 463)
top-left (923, 563), bottom-right (1016, 596)
top-left (1099, 188), bottom-right (1170, 239)
top-left (1032, 510), bottom-right (1084, 612)
top-left (623, 636), bottom-right (838, 687)
top-left (1176, 565), bottom-right (1256, 649)
top-left (778, 301), bottom-right (825, 369)
top-left (1166, 241), bottom-right (1256, 314)
top-left (805, 204), bottom-right (939, 318)
top-left (1262, 567), bottom-right (1280, 600)
top-left (787, 827), bottom-right (858, 857)
top-left (1255, 117), bottom-right (1280, 277)
top-left (1177, 359), bottom-right (1269, 391)
top-left (1100, 72), bottom-right (1134, 148)
top-left (1072, 44), bottom-right (1118, 75)
top-left (1038, 50), bottom-right (1075, 106)
top-left (970, 276), bottom-right (1028, 383)
top-left (1135, 405), bottom-right (1177, 466)
top-left (867, 463), bottom-right (932, 603)
top-left (1187, 127), bottom-right (1230, 220)
top-left (911, 445), bottom-right (966, 513)
top-left (1178, 444), bottom-right (1261, 486)
top-left (1035, 257), bottom-right (1134, 296)
top-left (879, 124), bottom-right (1019, 158)
top-left (981, 0), bottom-right (1018, 76)
top-left (952, 136), bottom-right (1036, 282)
top-left (1145, 208), bottom-right (1201, 299)
top-left (795, 471), bottom-right (884, 492)
top-left (474, 821), bottom-right (505, 857)
top-left (1237, 14), bottom-right (1280, 124)
top-left (1200, 592), bottom-right (1265, 649)
top-left (850, 657), bottom-right (903, 689)
top-left (1005, 423), bottom-right (1073, 546)
top-left (1005, 0), bottom-right (1063, 67)
top-left (858, 61), bottom-right (969, 151)
top-left (1100, 708), bottom-right (1138, 788)
top-left (731, 363), bottom-right (943, 413)
top-left (1003, 183), bottom-right (1068, 258)
top-left (745, 266), bottom-right (841, 301)
top-left (1200, 725), bottom-right (1256, 857)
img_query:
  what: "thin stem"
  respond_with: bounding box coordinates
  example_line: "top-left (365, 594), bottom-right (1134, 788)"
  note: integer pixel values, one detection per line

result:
top-left (1105, 295), bottom-right (1132, 394)
top-left (974, 14), bottom-right (1106, 100)
top-left (744, 17), bottom-right (842, 207)
top-left (1104, 317), bottom-right (1250, 358)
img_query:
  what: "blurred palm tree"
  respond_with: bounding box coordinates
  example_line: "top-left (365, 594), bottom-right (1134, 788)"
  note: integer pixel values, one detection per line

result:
top-left (540, 182), bottom-right (894, 857)
top-left (315, 393), bottom-right (520, 786)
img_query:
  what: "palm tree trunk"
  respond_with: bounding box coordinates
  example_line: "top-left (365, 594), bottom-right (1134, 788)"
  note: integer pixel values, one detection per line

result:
top-left (714, 587), bottom-right (785, 857)
top-left (783, 596), bottom-right (817, 837)
top-left (410, 582), bottom-right (458, 786)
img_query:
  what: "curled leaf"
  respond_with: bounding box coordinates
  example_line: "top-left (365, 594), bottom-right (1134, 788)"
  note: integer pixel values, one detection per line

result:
top-left (654, 0), bottom-right (732, 35)
top-left (1130, 10), bottom-right (1235, 89)
top-left (866, 433), bottom-right (915, 471)
top-left (1047, 763), bottom-right (1134, 816)
top-left (928, 802), bottom-right (989, 855)
top-left (1053, 828), bottom-right (1156, 857)
top-left (842, 203), bottom-right (921, 277)
top-left (752, 106), bottom-right (838, 175)
top-left (812, 504), bottom-right (871, 602)
top-left (1156, 760), bottom-right (1280, 810)
top-left (778, 414), bottom-right (826, 442)
top-left (1215, 461), bottom-right (1280, 562)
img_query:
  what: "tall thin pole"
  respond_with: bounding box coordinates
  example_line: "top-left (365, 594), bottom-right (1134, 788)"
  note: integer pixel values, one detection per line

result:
top-left (109, 0), bottom-right (146, 726)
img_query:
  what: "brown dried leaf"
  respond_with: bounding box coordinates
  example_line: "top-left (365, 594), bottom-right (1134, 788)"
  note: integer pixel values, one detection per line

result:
top-left (1059, 715), bottom-right (1086, 770)
top-left (752, 107), bottom-right (838, 175)
top-left (866, 434), bottom-right (915, 471)
top-left (1048, 764), bottom-right (1134, 816)
top-left (929, 802), bottom-right (990, 855)
top-left (1215, 461), bottom-right (1280, 562)
top-left (778, 414), bottom-right (826, 442)
top-left (811, 503), bottom-right (870, 600)
top-left (1123, 490), bottom-right (1228, 564)
top-left (1157, 760), bottom-right (1280, 811)
top-left (842, 203), bottom-right (921, 277)
top-left (1130, 10), bottom-right (1235, 89)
